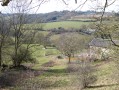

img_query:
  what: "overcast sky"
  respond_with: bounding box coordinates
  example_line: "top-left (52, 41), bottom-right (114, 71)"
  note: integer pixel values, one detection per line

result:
top-left (0, 0), bottom-right (119, 13)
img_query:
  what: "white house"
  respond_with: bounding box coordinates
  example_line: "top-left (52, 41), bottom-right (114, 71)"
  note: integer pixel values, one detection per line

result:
top-left (88, 38), bottom-right (118, 60)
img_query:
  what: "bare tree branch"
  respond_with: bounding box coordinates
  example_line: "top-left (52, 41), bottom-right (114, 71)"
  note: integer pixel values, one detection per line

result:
top-left (74, 0), bottom-right (88, 11)
top-left (62, 0), bottom-right (68, 5)
top-left (100, 0), bottom-right (108, 23)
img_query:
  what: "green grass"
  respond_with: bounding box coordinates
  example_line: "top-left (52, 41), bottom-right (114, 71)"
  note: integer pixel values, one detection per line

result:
top-left (29, 45), bottom-right (60, 69)
top-left (24, 21), bottom-right (93, 30)
top-left (68, 18), bottom-right (97, 21)
top-left (44, 21), bottom-right (92, 30)
top-left (84, 60), bottom-right (118, 90)
top-left (31, 45), bottom-right (60, 58)
top-left (32, 57), bottom-right (50, 69)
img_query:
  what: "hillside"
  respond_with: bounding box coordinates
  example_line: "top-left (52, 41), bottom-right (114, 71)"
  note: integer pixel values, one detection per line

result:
top-left (0, 9), bottom-right (118, 90)
top-left (1, 10), bottom-right (113, 23)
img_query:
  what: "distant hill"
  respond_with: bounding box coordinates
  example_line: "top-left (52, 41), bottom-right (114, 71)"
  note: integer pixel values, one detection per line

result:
top-left (26, 10), bottom-right (98, 23)
top-left (1, 10), bottom-right (113, 23)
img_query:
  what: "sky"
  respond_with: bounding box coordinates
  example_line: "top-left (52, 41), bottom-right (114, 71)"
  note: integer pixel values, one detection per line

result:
top-left (0, 0), bottom-right (119, 13)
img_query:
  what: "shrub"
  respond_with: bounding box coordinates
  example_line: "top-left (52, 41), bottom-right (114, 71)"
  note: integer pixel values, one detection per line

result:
top-left (67, 60), bottom-right (97, 89)
top-left (11, 47), bottom-right (36, 67)
top-left (76, 60), bottom-right (97, 89)
top-left (57, 55), bottom-right (63, 59)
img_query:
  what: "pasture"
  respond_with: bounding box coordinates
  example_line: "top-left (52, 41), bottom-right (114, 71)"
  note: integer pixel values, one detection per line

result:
top-left (24, 20), bottom-right (94, 30)
top-left (44, 21), bottom-right (93, 30)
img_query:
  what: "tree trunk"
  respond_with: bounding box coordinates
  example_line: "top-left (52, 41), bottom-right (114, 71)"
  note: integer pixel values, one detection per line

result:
top-left (13, 60), bottom-right (20, 67)
top-left (0, 48), bottom-right (2, 67)
top-left (44, 45), bottom-right (47, 49)
top-left (68, 56), bottom-right (71, 63)
top-left (13, 60), bottom-right (17, 67)
top-left (72, 53), bottom-right (75, 57)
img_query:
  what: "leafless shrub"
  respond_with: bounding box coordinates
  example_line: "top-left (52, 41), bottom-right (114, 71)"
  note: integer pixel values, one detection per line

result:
top-left (76, 60), bottom-right (97, 89)
top-left (0, 71), bottom-right (23, 87)
top-left (67, 58), bottom-right (97, 89)
top-left (67, 63), bottom-right (79, 73)
top-left (0, 69), bottom-right (43, 89)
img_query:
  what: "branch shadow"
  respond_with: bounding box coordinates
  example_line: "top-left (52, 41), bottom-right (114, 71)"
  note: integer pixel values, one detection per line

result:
top-left (87, 83), bottom-right (119, 89)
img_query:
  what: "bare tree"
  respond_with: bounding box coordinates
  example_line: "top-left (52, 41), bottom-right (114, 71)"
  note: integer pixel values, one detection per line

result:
top-left (0, 15), bottom-right (11, 67)
top-left (54, 33), bottom-right (86, 63)
top-left (9, 0), bottom-right (38, 67)
top-left (0, 0), bottom-right (115, 14)
top-left (0, 0), bottom-right (77, 6)
top-left (0, 0), bottom-right (11, 6)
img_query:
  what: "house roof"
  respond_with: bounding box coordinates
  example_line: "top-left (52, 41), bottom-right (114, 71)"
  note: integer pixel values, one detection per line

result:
top-left (89, 38), bottom-right (113, 48)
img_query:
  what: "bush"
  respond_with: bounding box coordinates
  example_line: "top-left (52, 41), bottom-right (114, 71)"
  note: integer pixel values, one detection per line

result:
top-left (11, 47), bottom-right (36, 67)
top-left (67, 60), bottom-right (97, 89)
top-left (0, 71), bottom-right (23, 87)
top-left (57, 55), bottom-right (63, 59)
top-left (76, 60), bottom-right (97, 89)
top-left (0, 70), bottom-right (37, 88)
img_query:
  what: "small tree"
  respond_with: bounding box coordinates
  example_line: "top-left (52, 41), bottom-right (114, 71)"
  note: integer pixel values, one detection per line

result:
top-left (9, 0), bottom-right (39, 67)
top-left (54, 33), bottom-right (85, 63)
top-left (77, 60), bottom-right (97, 89)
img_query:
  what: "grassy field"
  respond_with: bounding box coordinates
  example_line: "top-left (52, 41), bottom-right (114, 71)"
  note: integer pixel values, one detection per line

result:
top-left (44, 21), bottom-right (92, 30)
top-left (25, 21), bottom-right (94, 30)
top-left (30, 45), bottom-right (60, 70)
top-left (1, 44), bottom-right (119, 90)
